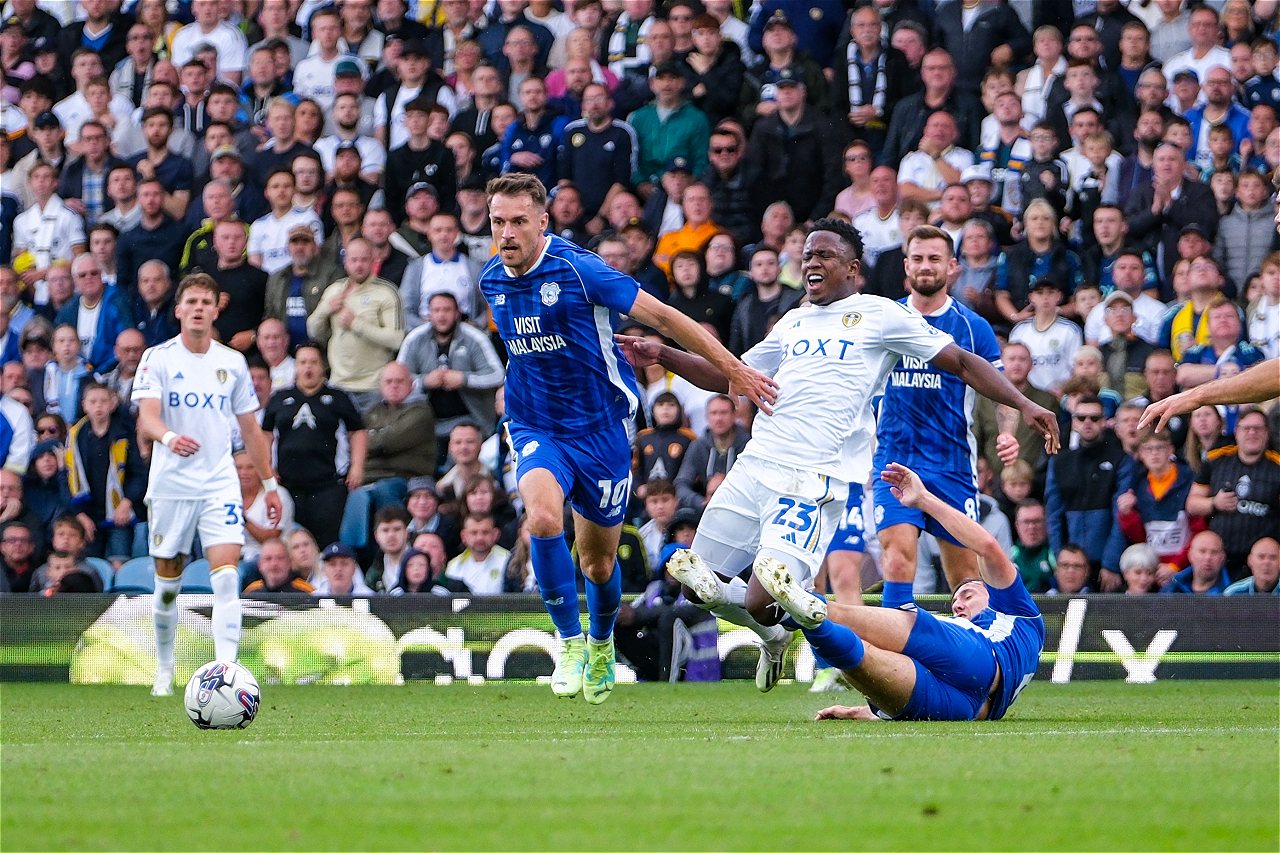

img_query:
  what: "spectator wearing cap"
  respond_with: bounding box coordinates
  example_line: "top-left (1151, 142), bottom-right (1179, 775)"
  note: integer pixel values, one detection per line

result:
top-left (748, 2), bottom-right (843, 71)
top-left (1125, 142), bottom-right (1219, 293)
top-left (307, 238), bottom-right (405, 410)
top-left (1097, 291), bottom-right (1157, 399)
top-left (5, 3), bottom-right (59, 53)
top-left (833, 5), bottom-right (913, 159)
top-left (498, 76), bottom-right (567, 189)
top-left (9, 109), bottom-right (67, 210)
top-left (557, 82), bottom-right (634, 222)
top-left (311, 541), bottom-right (375, 595)
top-left (392, 181), bottom-right (439, 258)
top-left (1084, 248), bottom-right (1168, 348)
top-left (404, 476), bottom-right (460, 556)
top-left (748, 10), bottom-right (829, 121)
top-left (265, 224), bottom-right (341, 344)
top-left (373, 38), bottom-right (457, 152)
top-left (1009, 276), bottom-right (1083, 395)
top-left (628, 61), bottom-right (710, 196)
top-left (699, 124), bottom-right (759, 247)
top-left (611, 18), bottom-right (675, 117)
top-left (385, 97), bottom-right (457, 225)
top-left (8, 77), bottom-right (56, 164)
top-left (641, 155), bottom-right (694, 238)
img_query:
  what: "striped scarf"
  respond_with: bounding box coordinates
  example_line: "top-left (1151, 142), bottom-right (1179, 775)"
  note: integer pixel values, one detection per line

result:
top-left (846, 42), bottom-right (887, 116)
top-left (66, 418), bottom-right (132, 526)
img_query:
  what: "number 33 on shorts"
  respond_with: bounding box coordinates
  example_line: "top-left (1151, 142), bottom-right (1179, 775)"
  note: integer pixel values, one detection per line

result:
top-left (224, 503), bottom-right (242, 525)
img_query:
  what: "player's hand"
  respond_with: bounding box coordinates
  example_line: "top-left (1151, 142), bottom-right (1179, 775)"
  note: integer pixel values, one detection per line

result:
top-left (727, 362), bottom-right (779, 415)
top-left (815, 704), bottom-right (877, 721)
top-left (168, 434), bottom-right (200, 456)
top-left (995, 432), bottom-right (1020, 466)
top-left (1137, 391), bottom-right (1192, 432)
top-left (613, 334), bottom-right (662, 369)
top-left (264, 490), bottom-right (283, 526)
top-left (1021, 402), bottom-right (1060, 454)
top-left (881, 463), bottom-right (928, 508)
top-left (1098, 568), bottom-right (1124, 593)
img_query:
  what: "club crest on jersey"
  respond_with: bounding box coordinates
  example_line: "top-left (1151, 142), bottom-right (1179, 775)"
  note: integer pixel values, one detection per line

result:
top-left (540, 282), bottom-right (560, 306)
top-left (521, 440), bottom-right (540, 457)
top-left (216, 369), bottom-right (228, 384)
top-left (842, 312), bottom-right (862, 328)
top-left (153, 532), bottom-right (164, 546)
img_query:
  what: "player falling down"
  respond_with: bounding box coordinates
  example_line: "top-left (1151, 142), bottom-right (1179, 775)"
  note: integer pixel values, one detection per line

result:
top-left (758, 463), bottom-right (1046, 721)
top-left (616, 219), bottom-right (1059, 691)
top-left (133, 274), bottom-right (282, 696)
top-left (480, 173), bottom-right (776, 704)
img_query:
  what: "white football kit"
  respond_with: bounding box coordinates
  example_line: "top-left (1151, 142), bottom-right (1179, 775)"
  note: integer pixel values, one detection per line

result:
top-left (131, 337), bottom-right (260, 559)
top-left (694, 294), bottom-right (953, 582)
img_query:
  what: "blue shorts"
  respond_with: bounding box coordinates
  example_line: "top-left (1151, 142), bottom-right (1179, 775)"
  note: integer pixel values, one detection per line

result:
top-left (825, 484), bottom-right (866, 555)
top-left (872, 468), bottom-right (978, 547)
top-left (507, 419), bottom-right (633, 527)
top-left (873, 605), bottom-right (997, 722)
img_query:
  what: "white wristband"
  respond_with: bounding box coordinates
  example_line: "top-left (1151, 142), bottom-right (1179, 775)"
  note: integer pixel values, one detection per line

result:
top-left (262, 477), bottom-right (279, 492)
top-left (160, 431), bottom-right (177, 449)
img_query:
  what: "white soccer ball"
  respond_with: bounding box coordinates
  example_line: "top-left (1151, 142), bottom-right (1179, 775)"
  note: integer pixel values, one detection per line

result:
top-left (184, 661), bottom-right (261, 729)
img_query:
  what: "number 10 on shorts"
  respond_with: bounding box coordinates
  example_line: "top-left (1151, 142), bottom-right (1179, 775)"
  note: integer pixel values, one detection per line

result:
top-left (597, 478), bottom-right (631, 510)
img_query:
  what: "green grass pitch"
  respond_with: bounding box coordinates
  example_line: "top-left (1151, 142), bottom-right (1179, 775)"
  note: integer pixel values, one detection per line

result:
top-left (2, 680), bottom-right (1277, 851)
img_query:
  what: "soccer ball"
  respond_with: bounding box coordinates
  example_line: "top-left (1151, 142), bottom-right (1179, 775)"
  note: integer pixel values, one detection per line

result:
top-left (184, 661), bottom-right (261, 729)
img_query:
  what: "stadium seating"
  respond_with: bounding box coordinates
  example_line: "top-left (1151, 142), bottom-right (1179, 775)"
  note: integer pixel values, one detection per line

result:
top-left (111, 557), bottom-right (157, 594)
top-left (180, 559), bottom-right (214, 594)
top-left (83, 558), bottom-right (114, 592)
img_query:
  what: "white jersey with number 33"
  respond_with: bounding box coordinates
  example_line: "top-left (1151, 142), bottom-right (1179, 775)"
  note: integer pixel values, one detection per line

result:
top-left (740, 294), bottom-right (953, 484)
top-left (132, 337), bottom-right (259, 500)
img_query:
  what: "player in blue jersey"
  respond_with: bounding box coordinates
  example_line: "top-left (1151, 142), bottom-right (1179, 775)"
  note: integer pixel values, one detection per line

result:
top-left (481, 173), bottom-right (776, 704)
top-left (874, 225), bottom-right (1026, 606)
top-left (756, 463), bottom-right (1046, 722)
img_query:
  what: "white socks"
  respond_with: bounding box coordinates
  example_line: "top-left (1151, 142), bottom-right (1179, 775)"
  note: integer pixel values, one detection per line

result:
top-left (210, 566), bottom-right (241, 662)
top-left (153, 574), bottom-right (181, 674)
top-left (704, 576), bottom-right (780, 643)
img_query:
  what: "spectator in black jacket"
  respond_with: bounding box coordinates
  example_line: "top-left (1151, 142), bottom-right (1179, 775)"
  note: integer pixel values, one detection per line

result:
top-left (932, 0), bottom-right (1031, 99)
top-left (881, 48), bottom-right (983, 166)
top-left (728, 245), bottom-right (800, 356)
top-left (745, 70), bottom-right (843, 223)
top-left (700, 126), bottom-right (759, 246)
top-left (1124, 142), bottom-right (1219, 294)
top-left (56, 120), bottom-right (123, 226)
top-left (116, 179), bottom-right (187, 293)
top-left (679, 15), bottom-right (747, 129)
top-left (66, 382), bottom-right (147, 563)
top-left (385, 97), bottom-right (457, 224)
top-left (832, 4), bottom-right (914, 159)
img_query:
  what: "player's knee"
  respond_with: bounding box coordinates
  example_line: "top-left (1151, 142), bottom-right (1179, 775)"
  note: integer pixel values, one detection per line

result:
top-left (578, 554), bottom-right (613, 584)
top-left (523, 505), bottom-right (564, 538)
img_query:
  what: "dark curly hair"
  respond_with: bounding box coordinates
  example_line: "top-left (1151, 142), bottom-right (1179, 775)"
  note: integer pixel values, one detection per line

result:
top-left (808, 217), bottom-right (864, 262)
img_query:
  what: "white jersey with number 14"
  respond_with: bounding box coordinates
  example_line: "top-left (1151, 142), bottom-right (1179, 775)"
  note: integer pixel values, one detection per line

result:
top-left (131, 337), bottom-right (259, 500)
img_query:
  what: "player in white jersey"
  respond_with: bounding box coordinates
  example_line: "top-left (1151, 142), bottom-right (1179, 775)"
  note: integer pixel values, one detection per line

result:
top-left (132, 274), bottom-right (281, 696)
top-left (617, 219), bottom-right (1060, 690)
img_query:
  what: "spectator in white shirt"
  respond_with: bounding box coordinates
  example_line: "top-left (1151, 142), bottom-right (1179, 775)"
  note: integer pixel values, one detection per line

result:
top-left (249, 169), bottom-right (324, 274)
top-left (897, 110), bottom-right (975, 208)
top-left (170, 0), bottom-right (248, 85)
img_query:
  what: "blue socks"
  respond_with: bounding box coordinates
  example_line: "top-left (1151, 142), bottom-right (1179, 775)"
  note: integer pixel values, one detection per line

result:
top-left (530, 534), bottom-right (582, 639)
top-left (802, 620), bottom-right (865, 670)
top-left (585, 561), bottom-right (622, 641)
top-left (881, 580), bottom-right (915, 609)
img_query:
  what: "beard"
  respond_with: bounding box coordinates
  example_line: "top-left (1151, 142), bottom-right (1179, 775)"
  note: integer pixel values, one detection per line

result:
top-left (908, 271), bottom-right (948, 297)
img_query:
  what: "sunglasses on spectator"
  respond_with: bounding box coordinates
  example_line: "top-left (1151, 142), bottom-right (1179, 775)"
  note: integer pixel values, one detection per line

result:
top-left (1073, 413), bottom-right (1104, 422)
top-left (710, 145), bottom-right (738, 154)
top-left (37, 426), bottom-right (60, 435)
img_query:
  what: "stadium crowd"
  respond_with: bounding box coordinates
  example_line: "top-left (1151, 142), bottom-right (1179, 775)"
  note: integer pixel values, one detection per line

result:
top-left (0, 0), bottom-right (1277, 604)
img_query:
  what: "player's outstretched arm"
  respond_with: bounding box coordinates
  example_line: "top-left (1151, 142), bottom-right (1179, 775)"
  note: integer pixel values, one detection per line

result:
top-left (627, 290), bottom-right (779, 414)
top-left (882, 463), bottom-right (1018, 589)
top-left (1138, 358), bottom-right (1279, 431)
top-left (931, 343), bottom-right (1061, 455)
top-left (614, 334), bottom-right (731, 394)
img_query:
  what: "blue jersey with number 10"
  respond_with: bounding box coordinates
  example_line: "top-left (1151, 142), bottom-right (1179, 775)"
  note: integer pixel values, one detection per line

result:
top-left (874, 297), bottom-right (1002, 479)
top-left (480, 234), bottom-right (642, 437)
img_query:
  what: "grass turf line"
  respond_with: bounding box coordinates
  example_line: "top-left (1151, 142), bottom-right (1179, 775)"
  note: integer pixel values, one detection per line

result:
top-left (2, 680), bottom-right (1276, 851)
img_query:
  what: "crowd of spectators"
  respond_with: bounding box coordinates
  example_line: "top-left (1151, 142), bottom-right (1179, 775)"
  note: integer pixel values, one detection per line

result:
top-left (0, 0), bottom-right (1277, 604)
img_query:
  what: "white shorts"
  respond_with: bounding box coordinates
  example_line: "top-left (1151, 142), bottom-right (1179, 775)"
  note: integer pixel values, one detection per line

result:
top-left (146, 492), bottom-right (245, 560)
top-left (693, 457), bottom-right (848, 585)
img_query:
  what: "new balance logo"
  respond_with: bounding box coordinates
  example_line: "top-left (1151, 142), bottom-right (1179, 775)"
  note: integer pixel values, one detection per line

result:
top-left (494, 294), bottom-right (506, 305)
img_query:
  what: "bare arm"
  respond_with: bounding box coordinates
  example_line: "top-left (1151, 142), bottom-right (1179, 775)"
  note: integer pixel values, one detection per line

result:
top-left (882, 463), bottom-right (1018, 589)
top-left (1184, 482), bottom-right (1215, 518)
top-left (614, 335), bottom-right (730, 393)
top-left (346, 428), bottom-right (368, 490)
top-left (931, 343), bottom-right (1061, 454)
top-left (236, 410), bottom-right (277, 484)
top-left (1140, 358), bottom-right (1280, 430)
top-left (1175, 362), bottom-right (1218, 388)
top-left (627, 290), bottom-right (777, 412)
